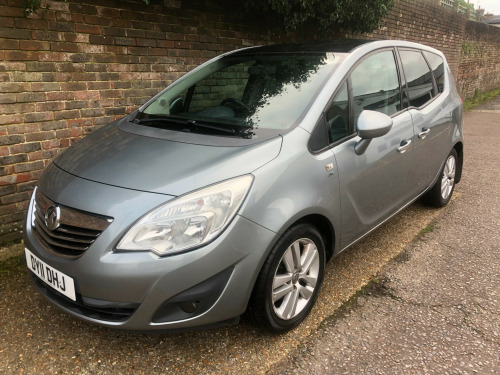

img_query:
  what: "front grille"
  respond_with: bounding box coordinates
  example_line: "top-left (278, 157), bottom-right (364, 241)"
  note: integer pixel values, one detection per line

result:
top-left (32, 189), bottom-right (113, 258)
top-left (31, 274), bottom-right (138, 322)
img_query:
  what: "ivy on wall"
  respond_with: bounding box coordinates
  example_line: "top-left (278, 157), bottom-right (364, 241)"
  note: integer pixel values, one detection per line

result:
top-left (243, 0), bottom-right (394, 34)
top-left (23, 0), bottom-right (42, 15)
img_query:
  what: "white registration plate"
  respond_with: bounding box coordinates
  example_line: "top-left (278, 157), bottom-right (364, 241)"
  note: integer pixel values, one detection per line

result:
top-left (25, 248), bottom-right (76, 301)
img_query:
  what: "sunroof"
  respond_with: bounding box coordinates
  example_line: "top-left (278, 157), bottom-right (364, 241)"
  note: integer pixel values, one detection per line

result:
top-left (233, 39), bottom-right (374, 55)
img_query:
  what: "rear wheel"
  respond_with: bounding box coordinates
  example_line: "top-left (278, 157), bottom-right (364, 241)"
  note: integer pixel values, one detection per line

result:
top-left (248, 224), bottom-right (325, 333)
top-left (423, 148), bottom-right (458, 207)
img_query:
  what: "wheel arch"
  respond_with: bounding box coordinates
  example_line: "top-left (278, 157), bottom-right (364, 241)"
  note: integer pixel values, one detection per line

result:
top-left (245, 216), bottom-right (334, 332)
top-left (453, 141), bottom-right (463, 183)
top-left (243, 211), bottom-right (337, 320)
top-left (284, 213), bottom-right (336, 262)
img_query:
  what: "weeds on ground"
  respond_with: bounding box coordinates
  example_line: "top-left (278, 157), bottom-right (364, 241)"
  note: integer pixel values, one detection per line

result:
top-left (419, 223), bottom-right (435, 235)
top-left (0, 255), bottom-right (24, 275)
top-left (464, 87), bottom-right (500, 111)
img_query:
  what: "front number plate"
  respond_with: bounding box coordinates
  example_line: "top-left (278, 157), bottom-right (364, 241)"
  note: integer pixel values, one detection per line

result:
top-left (25, 248), bottom-right (76, 301)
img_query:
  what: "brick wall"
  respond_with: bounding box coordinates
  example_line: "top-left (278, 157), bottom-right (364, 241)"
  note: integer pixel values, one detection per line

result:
top-left (0, 0), bottom-right (500, 244)
top-left (368, 0), bottom-right (500, 97)
top-left (365, 0), bottom-right (466, 79)
top-left (457, 21), bottom-right (500, 99)
top-left (0, 0), bottom-right (290, 243)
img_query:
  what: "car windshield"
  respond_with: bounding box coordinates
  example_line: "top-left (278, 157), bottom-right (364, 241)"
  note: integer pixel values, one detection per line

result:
top-left (135, 52), bottom-right (345, 138)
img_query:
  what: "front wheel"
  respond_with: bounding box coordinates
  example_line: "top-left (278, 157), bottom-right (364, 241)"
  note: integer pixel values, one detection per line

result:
top-left (422, 148), bottom-right (458, 207)
top-left (247, 224), bottom-right (325, 333)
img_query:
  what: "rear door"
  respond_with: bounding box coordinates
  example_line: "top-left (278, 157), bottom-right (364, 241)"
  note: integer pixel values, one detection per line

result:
top-left (397, 49), bottom-right (454, 194)
top-left (327, 49), bottom-right (415, 249)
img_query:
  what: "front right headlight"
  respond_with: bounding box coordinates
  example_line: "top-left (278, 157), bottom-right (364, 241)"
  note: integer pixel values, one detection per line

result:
top-left (116, 175), bottom-right (253, 256)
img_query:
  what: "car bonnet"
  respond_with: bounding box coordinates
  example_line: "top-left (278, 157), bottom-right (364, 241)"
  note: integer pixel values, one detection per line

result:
top-left (52, 119), bottom-right (283, 196)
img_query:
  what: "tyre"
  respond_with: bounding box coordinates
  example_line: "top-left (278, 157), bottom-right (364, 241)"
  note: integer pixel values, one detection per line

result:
top-left (422, 148), bottom-right (458, 207)
top-left (248, 224), bottom-right (325, 333)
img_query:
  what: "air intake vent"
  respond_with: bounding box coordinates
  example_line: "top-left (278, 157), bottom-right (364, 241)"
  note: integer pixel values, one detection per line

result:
top-left (32, 189), bottom-right (113, 258)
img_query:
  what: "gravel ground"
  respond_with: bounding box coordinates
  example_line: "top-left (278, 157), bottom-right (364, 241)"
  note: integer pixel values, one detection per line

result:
top-left (0, 204), bottom-right (441, 374)
top-left (0, 98), bottom-right (496, 374)
top-left (269, 97), bottom-right (500, 374)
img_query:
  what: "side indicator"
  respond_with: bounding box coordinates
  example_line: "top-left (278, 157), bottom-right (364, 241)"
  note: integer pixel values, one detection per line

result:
top-left (325, 163), bottom-right (334, 176)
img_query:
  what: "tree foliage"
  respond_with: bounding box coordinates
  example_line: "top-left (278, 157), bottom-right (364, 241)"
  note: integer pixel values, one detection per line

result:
top-left (23, 0), bottom-right (42, 15)
top-left (244, 0), bottom-right (394, 34)
top-left (24, 0), bottom-right (393, 35)
top-left (458, 0), bottom-right (474, 10)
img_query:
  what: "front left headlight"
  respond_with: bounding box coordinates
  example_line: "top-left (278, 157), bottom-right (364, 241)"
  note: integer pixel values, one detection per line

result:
top-left (116, 175), bottom-right (254, 256)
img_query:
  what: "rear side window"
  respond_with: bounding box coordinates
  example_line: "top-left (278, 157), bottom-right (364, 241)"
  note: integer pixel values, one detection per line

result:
top-left (399, 50), bottom-right (434, 107)
top-left (350, 50), bottom-right (401, 126)
top-left (424, 52), bottom-right (445, 94)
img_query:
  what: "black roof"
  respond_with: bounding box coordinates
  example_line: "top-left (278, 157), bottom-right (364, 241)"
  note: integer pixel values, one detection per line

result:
top-left (232, 39), bottom-right (374, 55)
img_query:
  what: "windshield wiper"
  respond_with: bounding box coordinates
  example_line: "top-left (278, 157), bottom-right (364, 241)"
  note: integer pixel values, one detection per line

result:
top-left (133, 116), bottom-right (187, 125)
top-left (186, 120), bottom-right (236, 134)
top-left (133, 116), bottom-right (236, 134)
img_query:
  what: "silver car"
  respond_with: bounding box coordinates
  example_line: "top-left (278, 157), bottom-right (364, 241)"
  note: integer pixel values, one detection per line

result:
top-left (24, 39), bottom-right (463, 333)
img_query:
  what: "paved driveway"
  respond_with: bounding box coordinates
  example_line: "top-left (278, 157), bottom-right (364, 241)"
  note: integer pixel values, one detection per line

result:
top-left (271, 97), bottom-right (500, 374)
top-left (0, 98), bottom-right (498, 374)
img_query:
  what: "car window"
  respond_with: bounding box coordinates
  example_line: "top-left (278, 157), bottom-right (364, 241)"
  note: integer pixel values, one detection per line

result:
top-left (399, 50), bottom-right (434, 107)
top-left (325, 82), bottom-right (349, 143)
top-left (423, 51), bottom-right (445, 94)
top-left (350, 50), bottom-right (401, 127)
top-left (141, 53), bottom-right (345, 136)
top-left (189, 61), bottom-right (252, 113)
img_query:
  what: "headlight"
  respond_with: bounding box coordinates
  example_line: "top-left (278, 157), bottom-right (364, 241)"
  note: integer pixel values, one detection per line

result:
top-left (116, 175), bottom-right (253, 256)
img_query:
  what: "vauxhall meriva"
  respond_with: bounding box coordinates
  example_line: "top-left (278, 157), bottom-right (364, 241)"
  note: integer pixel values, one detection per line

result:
top-left (25, 40), bottom-right (463, 333)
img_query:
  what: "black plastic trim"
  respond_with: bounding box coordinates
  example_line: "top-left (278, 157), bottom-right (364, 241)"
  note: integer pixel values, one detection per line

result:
top-left (152, 267), bottom-right (234, 323)
top-left (30, 272), bottom-right (139, 322)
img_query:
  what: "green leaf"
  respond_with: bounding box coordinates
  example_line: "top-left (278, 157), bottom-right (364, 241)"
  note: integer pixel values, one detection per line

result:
top-left (244, 0), bottom-right (394, 34)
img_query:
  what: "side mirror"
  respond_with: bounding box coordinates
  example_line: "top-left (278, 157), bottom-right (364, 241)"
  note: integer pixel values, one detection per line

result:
top-left (169, 97), bottom-right (184, 115)
top-left (354, 110), bottom-right (393, 155)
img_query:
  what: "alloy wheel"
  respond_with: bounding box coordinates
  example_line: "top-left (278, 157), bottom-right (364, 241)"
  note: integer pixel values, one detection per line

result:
top-left (271, 238), bottom-right (320, 320)
top-left (441, 154), bottom-right (456, 200)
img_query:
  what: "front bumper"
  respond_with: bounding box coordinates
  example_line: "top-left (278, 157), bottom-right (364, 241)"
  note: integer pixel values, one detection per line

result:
top-left (24, 167), bottom-right (276, 331)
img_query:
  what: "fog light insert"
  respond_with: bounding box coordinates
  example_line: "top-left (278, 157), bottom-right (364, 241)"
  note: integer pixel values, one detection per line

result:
top-left (180, 301), bottom-right (197, 313)
top-left (152, 267), bottom-right (233, 323)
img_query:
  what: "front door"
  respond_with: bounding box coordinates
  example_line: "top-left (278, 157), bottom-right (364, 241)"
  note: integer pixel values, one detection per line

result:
top-left (333, 111), bottom-right (414, 249)
top-left (326, 49), bottom-right (416, 249)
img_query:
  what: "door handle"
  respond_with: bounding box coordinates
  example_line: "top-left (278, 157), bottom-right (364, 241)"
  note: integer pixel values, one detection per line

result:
top-left (418, 128), bottom-right (430, 139)
top-left (397, 139), bottom-right (412, 153)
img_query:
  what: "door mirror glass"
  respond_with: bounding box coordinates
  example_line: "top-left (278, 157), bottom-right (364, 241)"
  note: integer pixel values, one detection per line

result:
top-left (169, 97), bottom-right (184, 114)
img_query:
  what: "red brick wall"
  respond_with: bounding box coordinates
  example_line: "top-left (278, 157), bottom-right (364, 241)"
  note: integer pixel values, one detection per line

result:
top-left (0, 0), bottom-right (499, 244)
top-left (365, 0), bottom-right (466, 79)
top-left (0, 0), bottom-right (289, 243)
top-left (366, 0), bottom-right (500, 97)
top-left (457, 21), bottom-right (500, 99)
